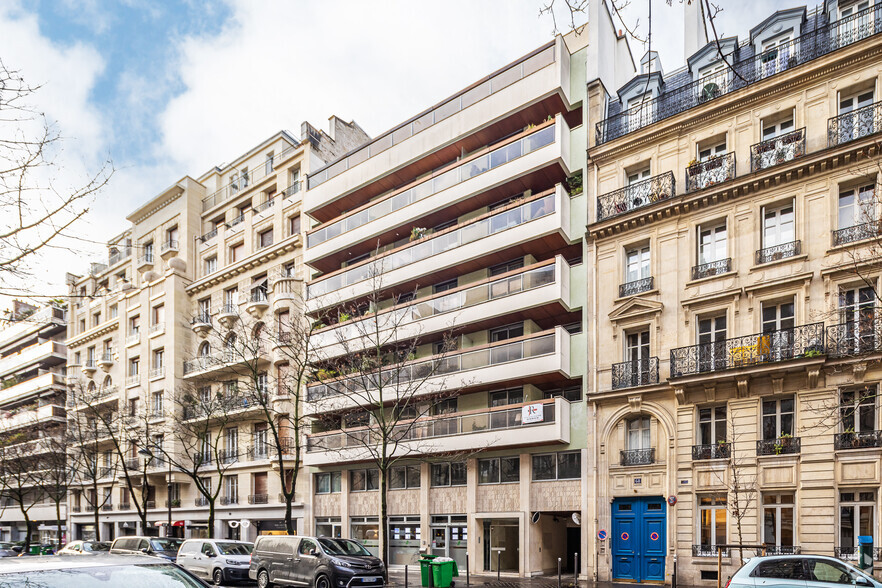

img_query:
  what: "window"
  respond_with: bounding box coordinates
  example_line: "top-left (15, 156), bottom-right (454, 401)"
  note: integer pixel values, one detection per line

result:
top-left (109, 304), bottom-right (118, 319)
top-left (627, 167), bottom-right (650, 185)
top-left (151, 304), bottom-right (164, 327)
top-left (224, 288), bottom-right (238, 311)
top-left (430, 463), bottom-right (466, 487)
top-left (144, 241), bottom-right (154, 260)
top-left (762, 397), bottom-right (794, 440)
top-left (197, 298), bottom-right (209, 320)
top-left (542, 386), bottom-right (582, 402)
top-left (258, 229), bottom-right (273, 249)
top-left (754, 558), bottom-right (805, 580)
top-left (697, 315), bottom-right (727, 372)
top-left (283, 262), bottom-right (296, 278)
top-left (153, 348), bottom-right (164, 369)
top-left (759, 32), bottom-right (793, 77)
top-left (625, 246), bottom-right (650, 282)
top-left (840, 387), bottom-right (877, 433)
top-left (489, 388), bottom-right (523, 407)
top-left (839, 89), bottom-right (874, 117)
top-left (839, 184), bottom-right (875, 229)
top-left (478, 457), bottom-right (520, 484)
top-left (230, 242), bottom-right (245, 263)
top-left (626, 416), bottom-right (651, 450)
top-left (762, 299), bottom-right (796, 359)
top-left (224, 428), bottom-right (238, 463)
top-left (489, 258), bottom-right (524, 277)
top-left (763, 494), bottom-right (794, 549)
top-left (151, 392), bottom-right (163, 415)
top-left (315, 472), bottom-right (342, 494)
top-left (698, 141), bottom-right (726, 162)
top-left (698, 61), bottom-right (727, 96)
top-left (224, 475), bottom-right (239, 503)
top-left (289, 215), bottom-right (302, 236)
top-left (128, 357), bottom-right (139, 376)
top-left (489, 323), bottom-right (524, 343)
top-left (350, 469), bottom-right (380, 491)
top-left (265, 152), bottom-right (274, 175)
top-left (762, 203), bottom-right (795, 248)
top-left (433, 279), bottom-right (457, 294)
top-left (93, 312), bottom-right (101, 327)
top-left (839, 286), bottom-right (877, 353)
top-left (79, 318), bottom-right (86, 333)
top-left (840, 490), bottom-right (876, 553)
top-left (389, 465), bottom-right (421, 489)
top-left (531, 451), bottom-right (580, 480)
top-left (762, 117), bottom-right (795, 141)
top-left (698, 406), bottom-right (727, 445)
top-left (698, 223), bottom-right (727, 265)
top-left (204, 256), bottom-right (217, 276)
top-left (252, 422), bottom-right (268, 458)
top-left (698, 495), bottom-right (727, 549)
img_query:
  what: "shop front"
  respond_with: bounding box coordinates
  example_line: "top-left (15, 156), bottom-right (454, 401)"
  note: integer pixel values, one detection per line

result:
top-left (480, 518), bottom-right (519, 573)
top-left (388, 516), bottom-right (421, 565)
top-left (430, 515), bottom-right (467, 570)
top-left (350, 516), bottom-right (379, 558)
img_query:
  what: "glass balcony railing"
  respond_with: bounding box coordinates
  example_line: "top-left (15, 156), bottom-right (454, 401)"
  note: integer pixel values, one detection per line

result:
top-left (307, 329), bottom-right (558, 401)
top-left (307, 44), bottom-right (556, 189)
top-left (306, 191), bottom-right (557, 299)
top-left (307, 123), bottom-right (557, 248)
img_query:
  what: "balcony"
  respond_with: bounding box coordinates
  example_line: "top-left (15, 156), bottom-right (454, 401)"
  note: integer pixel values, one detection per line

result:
top-left (618, 276), bottom-right (653, 298)
top-left (248, 494), bottom-right (269, 504)
top-left (305, 118), bottom-right (567, 261)
top-left (253, 198), bottom-right (275, 215)
top-left (756, 436), bottom-right (801, 456)
top-left (148, 322), bottom-right (165, 336)
top-left (306, 185), bottom-right (574, 308)
top-left (217, 303), bottom-right (239, 329)
top-left (835, 430), bottom-right (882, 450)
top-left (195, 497), bottom-right (210, 507)
top-left (836, 546), bottom-right (882, 562)
top-left (310, 257), bottom-right (576, 359)
top-left (126, 329), bottom-right (140, 346)
top-left (691, 443), bottom-right (731, 460)
top-left (611, 357), bottom-right (659, 390)
top-left (0, 340), bottom-right (66, 378)
top-left (305, 397), bottom-right (569, 467)
top-left (755, 240), bottom-right (801, 265)
top-left (827, 317), bottom-right (882, 358)
top-left (165, 499), bottom-right (181, 508)
top-left (670, 323), bottom-right (825, 378)
top-left (595, 5), bottom-right (882, 144)
top-left (220, 496), bottom-right (238, 506)
top-left (596, 171), bottom-right (675, 222)
top-left (126, 374), bottom-right (140, 387)
top-left (191, 313), bottom-right (212, 337)
top-left (101, 504), bottom-right (114, 512)
top-left (227, 213), bottom-right (245, 229)
top-left (282, 181), bottom-right (302, 200)
top-left (685, 152), bottom-right (736, 192)
top-left (828, 100), bottom-right (882, 147)
top-left (81, 359), bottom-right (97, 375)
top-left (97, 351), bottom-right (114, 371)
top-left (149, 367), bottom-right (165, 380)
top-left (0, 404), bottom-right (66, 432)
top-left (692, 258), bottom-right (731, 280)
top-left (750, 128), bottom-right (806, 172)
top-left (220, 449), bottom-right (239, 464)
top-left (245, 289), bottom-right (269, 319)
top-left (137, 253), bottom-right (154, 270)
top-left (199, 228), bottom-right (217, 243)
top-left (0, 372), bottom-right (66, 404)
top-left (124, 458), bottom-right (141, 470)
top-left (107, 247), bottom-right (131, 267)
top-left (117, 503), bottom-right (131, 511)
top-left (619, 448), bottom-right (655, 466)
top-left (692, 545), bottom-right (729, 558)
top-left (307, 326), bottom-right (575, 410)
top-left (764, 546), bottom-right (801, 555)
top-left (833, 220), bottom-right (881, 246)
top-left (159, 240), bottom-right (179, 260)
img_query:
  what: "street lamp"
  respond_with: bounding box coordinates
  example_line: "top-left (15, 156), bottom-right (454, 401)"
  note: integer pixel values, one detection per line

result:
top-left (137, 447), bottom-right (173, 537)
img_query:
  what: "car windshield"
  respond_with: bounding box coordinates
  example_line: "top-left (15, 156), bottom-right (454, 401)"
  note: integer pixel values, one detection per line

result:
top-left (84, 542), bottom-right (111, 552)
top-left (217, 542), bottom-right (252, 556)
top-left (318, 538), bottom-right (372, 556)
top-left (0, 563), bottom-right (204, 587)
top-left (150, 538), bottom-right (183, 552)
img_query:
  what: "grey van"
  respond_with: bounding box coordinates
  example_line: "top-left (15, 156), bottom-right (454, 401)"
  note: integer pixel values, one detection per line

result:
top-left (249, 535), bottom-right (386, 588)
top-left (109, 536), bottom-right (184, 562)
top-left (176, 538), bottom-right (253, 585)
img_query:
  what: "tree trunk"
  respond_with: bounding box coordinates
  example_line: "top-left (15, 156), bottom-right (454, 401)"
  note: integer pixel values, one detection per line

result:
top-left (207, 499), bottom-right (215, 539)
top-left (93, 505), bottom-right (101, 542)
top-left (21, 509), bottom-right (31, 554)
top-left (380, 467), bottom-right (389, 568)
top-left (55, 500), bottom-right (63, 550)
top-left (284, 490), bottom-right (294, 535)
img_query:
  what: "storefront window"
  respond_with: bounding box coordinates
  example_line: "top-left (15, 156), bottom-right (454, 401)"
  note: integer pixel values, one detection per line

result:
top-left (350, 517), bottom-right (379, 557)
top-left (388, 516), bottom-right (421, 565)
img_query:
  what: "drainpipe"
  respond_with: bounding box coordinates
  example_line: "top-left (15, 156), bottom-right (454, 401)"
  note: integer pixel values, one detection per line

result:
top-left (591, 160), bottom-right (601, 583)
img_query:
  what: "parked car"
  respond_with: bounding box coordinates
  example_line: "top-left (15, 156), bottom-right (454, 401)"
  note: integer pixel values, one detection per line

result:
top-left (250, 535), bottom-right (385, 588)
top-left (109, 536), bottom-right (184, 562)
top-left (177, 538), bottom-right (253, 585)
top-left (57, 540), bottom-right (112, 555)
top-left (728, 555), bottom-right (882, 588)
top-left (0, 554), bottom-right (210, 586)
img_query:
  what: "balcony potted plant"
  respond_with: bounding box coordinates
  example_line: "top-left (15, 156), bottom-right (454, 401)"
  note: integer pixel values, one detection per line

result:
top-left (774, 433), bottom-right (793, 455)
top-left (410, 227), bottom-right (427, 241)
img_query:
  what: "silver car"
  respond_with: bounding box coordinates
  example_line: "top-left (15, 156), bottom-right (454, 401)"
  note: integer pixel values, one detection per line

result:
top-left (729, 555), bottom-right (882, 588)
top-left (176, 538), bottom-right (253, 585)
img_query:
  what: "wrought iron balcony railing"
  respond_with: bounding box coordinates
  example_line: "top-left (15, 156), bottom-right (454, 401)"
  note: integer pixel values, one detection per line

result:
top-left (692, 443), bottom-right (731, 460)
top-left (101, 504), bottom-right (114, 511)
top-left (137, 253), bottom-right (154, 266)
top-left (692, 258), bottom-right (731, 280)
top-left (191, 313), bottom-right (211, 326)
top-left (686, 152), bottom-right (736, 192)
top-left (833, 219), bottom-right (881, 246)
top-left (763, 546), bottom-right (801, 555)
top-left (619, 277), bottom-right (654, 298)
top-left (195, 497), bottom-right (210, 507)
top-left (220, 496), bottom-right (238, 506)
top-left (828, 100), bottom-right (882, 147)
top-left (835, 430), bottom-right (882, 450)
top-left (827, 317), bottom-right (882, 357)
top-left (756, 436), bottom-right (801, 456)
top-left (596, 4), bottom-right (882, 144)
top-left (248, 494), bottom-right (269, 504)
top-left (597, 171), bottom-right (675, 221)
top-left (750, 128), bottom-right (806, 172)
top-left (670, 322), bottom-right (825, 378)
top-left (199, 228), bottom-right (217, 243)
top-left (620, 448), bottom-right (655, 466)
top-left (117, 503), bottom-right (131, 511)
top-left (611, 357), bottom-right (659, 390)
top-left (692, 545), bottom-right (729, 557)
top-left (253, 198), bottom-right (275, 214)
top-left (124, 458), bottom-right (140, 470)
top-left (160, 240), bottom-right (178, 254)
top-left (756, 240), bottom-right (801, 265)
top-left (835, 546), bottom-right (882, 561)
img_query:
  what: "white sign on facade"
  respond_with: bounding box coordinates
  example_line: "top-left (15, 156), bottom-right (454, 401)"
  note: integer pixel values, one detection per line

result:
top-left (521, 403), bottom-right (544, 424)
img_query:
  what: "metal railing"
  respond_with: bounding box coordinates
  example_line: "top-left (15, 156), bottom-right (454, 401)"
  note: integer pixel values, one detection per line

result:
top-left (137, 253), bottom-right (154, 266)
top-left (307, 123), bottom-right (557, 248)
top-left (117, 503), bottom-right (131, 511)
top-left (618, 277), bottom-right (653, 298)
top-left (126, 330), bottom-right (140, 345)
top-left (124, 458), bottom-right (140, 470)
top-left (620, 448), bottom-right (655, 466)
top-left (835, 546), bottom-right (882, 561)
top-left (101, 504), bottom-right (113, 511)
top-left (149, 322), bottom-right (164, 334)
top-left (253, 198), bottom-right (275, 214)
top-left (827, 317), bottom-right (882, 357)
top-left (686, 152), bottom-right (736, 192)
top-left (250, 289), bottom-right (268, 303)
top-left (692, 545), bottom-right (729, 557)
top-left (219, 303), bottom-right (238, 315)
top-left (611, 357), bottom-right (659, 390)
top-left (692, 258), bottom-right (731, 280)
top-left (692, 443), bottom-right (731, 460)
top-left (165, 499), bottom-right (181, 508)
top-left (828, 100), bottom-right (882, 147)
top-left (220, 496), bottom-right (238, 506)
top-left (191, 313), bottom-right (211, 326)
top-left (597, 171), bottom-right (675, 221)
top-left (756, 436), bottom-right (801, 456)
top-left (220, 449), bottom-right (239, 464)
top-left (763, 546), bottom-right (801, 555)
top-left (248, 494), bottom-right (269, 504)
top-left (756, 240), bottom-right (801, 265)
top-left (160, 240), bottom-right (178, 253)
top-left (195, 497), bottom-right (210, 507)
top-left (227, 213), bottom-right (245, 229)
top-left (308, 43), bottom-right (556, 189)
top-left (833, 219), bottom-right (881, 246)
top-left (596, 5), bottom-right (882, 144)
top-left (835, 430), bottom-right (882, 450)
top-left (670, 322), bottom-right (825, 377)
top-left (108, 248), bottom-right (131, 266)
top-left (199, 228), bottom-right (217, 243)
top-left (99, 351), bottom-right (114, 364)
top-left (83, 359), bottom-right (97, 370)
top-left (282, 181), bottom-right (302, 199)
top-left (149, 367), bottom-right (165, 379)
top-left (750, 128), bottom-right (806, 172)
top-left (126, 374), bottom-right (140, 387)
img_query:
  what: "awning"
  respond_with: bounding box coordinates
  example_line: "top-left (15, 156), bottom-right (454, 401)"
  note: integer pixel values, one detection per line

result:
top-left (173, 521), bottom-right (185, 527)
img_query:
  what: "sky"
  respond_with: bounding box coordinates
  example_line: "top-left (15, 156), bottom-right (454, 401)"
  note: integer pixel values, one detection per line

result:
top-left (0, 0), bottom-right (794, 302)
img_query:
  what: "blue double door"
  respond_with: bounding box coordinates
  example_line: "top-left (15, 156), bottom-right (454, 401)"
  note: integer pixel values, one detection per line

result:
top-left (611, 497), bottom-right (667, 583)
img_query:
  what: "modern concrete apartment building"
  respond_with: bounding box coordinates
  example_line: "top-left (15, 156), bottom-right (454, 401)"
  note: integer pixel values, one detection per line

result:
top-left (0, 301), bottom-right (68, 544)
top-left (65, 120), bottom-right (368, 541)
top-left (586, 0), bottom-right (882, 584)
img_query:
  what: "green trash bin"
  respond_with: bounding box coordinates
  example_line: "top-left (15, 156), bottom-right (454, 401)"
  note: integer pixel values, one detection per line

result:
top-left (419, 555), bottom-right (438, 587)
top-left (429, 558), bottom-right (459, 588)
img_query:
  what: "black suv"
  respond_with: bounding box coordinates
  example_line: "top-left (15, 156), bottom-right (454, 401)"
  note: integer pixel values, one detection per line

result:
top-left (249, 535), bottom-right (386, 588)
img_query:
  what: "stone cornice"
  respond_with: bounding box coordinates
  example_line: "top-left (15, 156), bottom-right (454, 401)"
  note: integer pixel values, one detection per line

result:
top-left (185, 235), bottom-right (303, 295)
top-left (67, 320), bottom-right (119, 348)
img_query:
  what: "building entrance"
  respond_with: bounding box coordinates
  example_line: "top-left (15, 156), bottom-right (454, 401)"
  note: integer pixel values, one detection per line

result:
top-left (611, 497), bottom-right (666, 583)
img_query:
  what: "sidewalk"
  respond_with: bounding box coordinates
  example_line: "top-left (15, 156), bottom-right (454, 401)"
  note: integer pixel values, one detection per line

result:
top-left (388, 570), bottom-right (689, 588)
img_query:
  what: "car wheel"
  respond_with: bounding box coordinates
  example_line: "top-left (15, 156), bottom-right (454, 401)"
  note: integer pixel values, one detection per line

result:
top-left (213, 568), bottom-right (224, 585)
top-left (258, 569), bottom-right (274, 588)
top-left (315, 573), bottom-right (331, 588)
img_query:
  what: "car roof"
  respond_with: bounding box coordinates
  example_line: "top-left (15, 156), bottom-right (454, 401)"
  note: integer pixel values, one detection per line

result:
top-left (0, 554), bottom-right (167, 572)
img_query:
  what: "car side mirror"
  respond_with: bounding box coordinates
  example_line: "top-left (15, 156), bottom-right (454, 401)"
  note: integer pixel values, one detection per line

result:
top-left (855, 578), bottom-right (873, 587)
top-left (140, 547), bottom-right (149, 554)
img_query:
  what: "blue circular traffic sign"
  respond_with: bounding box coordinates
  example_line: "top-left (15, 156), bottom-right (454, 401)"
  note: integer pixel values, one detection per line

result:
top-left (597, 529), bottom-right (607, 541)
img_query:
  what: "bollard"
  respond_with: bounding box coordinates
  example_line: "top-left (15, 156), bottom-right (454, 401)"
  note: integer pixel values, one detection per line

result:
top-left (405, 564), bottom-right (408, 588)
top-left (557, 557), bottom-right (562, 588)
top-left (574, 552), bottom-right (579, 586)
top-left (672, 554), bottom-right (677, 588)
top-left (497, 551), bottom-right (501, 581)
top-left (466, 554), bottom-right (470, 587)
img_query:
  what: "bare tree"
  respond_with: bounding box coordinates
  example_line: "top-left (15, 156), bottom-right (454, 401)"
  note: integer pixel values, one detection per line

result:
top-left (0, 59), bottom-right (112, 296)
top-left (36, 432), bottom-right (73, 550)
top-left (0, 433), bottom-right (42, 553)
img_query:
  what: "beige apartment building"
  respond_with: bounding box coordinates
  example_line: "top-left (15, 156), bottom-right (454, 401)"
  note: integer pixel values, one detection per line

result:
top-left (65, 120), bottom-right (367, 541)
top-left (586, 0), bottom-right (882, 584)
